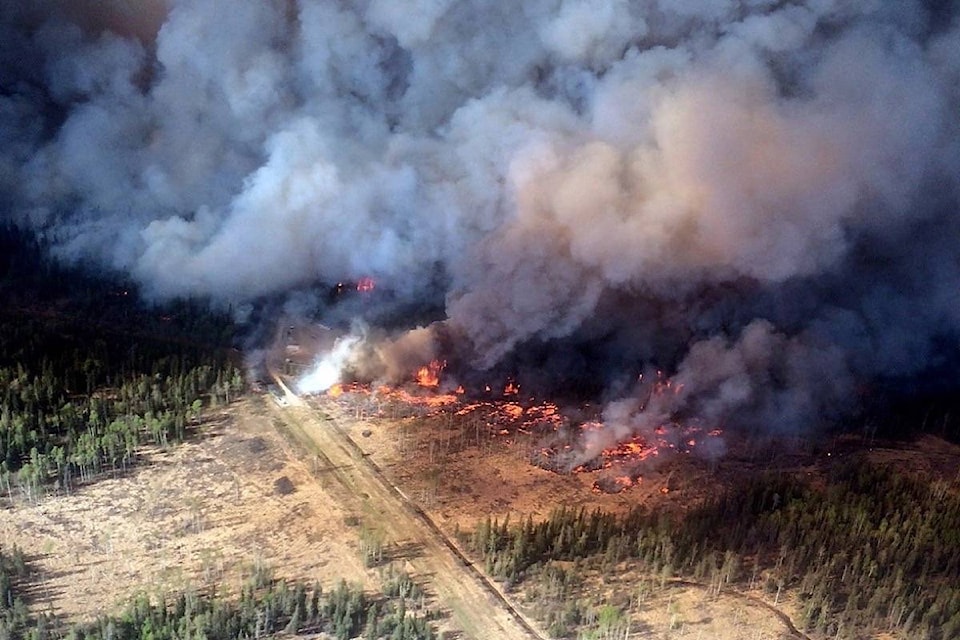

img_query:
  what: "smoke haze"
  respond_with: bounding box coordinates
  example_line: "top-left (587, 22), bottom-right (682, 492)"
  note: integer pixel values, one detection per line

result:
top-left (3, 0), bottom-right (960, 439)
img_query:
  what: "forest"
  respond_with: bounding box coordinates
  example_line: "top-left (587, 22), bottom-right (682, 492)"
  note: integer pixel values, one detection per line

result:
top-left (5, 220), bottom-right (960, 640)
top-left (0, 223), bottom-right (243, 501)
top-left (0, 545), bottom-right (30, 639)
top-left (1, 544), bottom-right (436, 640)
top-left (467, 459), bottom-right (960, 639)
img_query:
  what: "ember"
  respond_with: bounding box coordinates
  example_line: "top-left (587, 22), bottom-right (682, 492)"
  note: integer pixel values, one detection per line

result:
top-left (591, 475), bottom-right (638, 494)
top-left (298, 360), bottom-right (722, 496)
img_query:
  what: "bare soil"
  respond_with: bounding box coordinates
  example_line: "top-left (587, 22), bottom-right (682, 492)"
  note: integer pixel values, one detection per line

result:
top-left (272, 384), bottom-right (543, 640)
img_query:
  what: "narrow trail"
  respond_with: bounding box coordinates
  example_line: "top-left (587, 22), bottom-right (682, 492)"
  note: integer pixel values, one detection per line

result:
top-left (668, 579), bottom-right (812, 640)
top-left (268, 375), bottom-right (544, 640)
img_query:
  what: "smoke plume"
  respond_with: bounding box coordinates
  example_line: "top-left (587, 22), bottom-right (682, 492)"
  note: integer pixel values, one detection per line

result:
top-left (3, 0), bottom-right (960, 442)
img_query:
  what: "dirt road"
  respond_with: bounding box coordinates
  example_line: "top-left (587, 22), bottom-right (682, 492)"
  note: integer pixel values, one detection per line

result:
top-left (268, 382), bottom-right (543, 640)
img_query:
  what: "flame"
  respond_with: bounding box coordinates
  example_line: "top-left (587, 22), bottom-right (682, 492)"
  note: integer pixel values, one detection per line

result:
top-left (415, 360), bottom-right (445, 387)
top-left (300, 364), bottom-right (722, 497)
top-left (501, 403), bottom-right (523, 420)
top-left (600, 438), bottom-right (660, 467)
top-left (356, 277), bottom-right (376, 292)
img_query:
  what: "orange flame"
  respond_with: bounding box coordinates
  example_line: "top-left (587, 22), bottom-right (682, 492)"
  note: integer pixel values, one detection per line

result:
top-left (356, 277), bottom-right (376, 292)
top-left (504, 380), bottom-right (519, 396)
top-left (415, 360), bottom-right (445, 387)
top-left (501, 403), bottom-right (523, 420)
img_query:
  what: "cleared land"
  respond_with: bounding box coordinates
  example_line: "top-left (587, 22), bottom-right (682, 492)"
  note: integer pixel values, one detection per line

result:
top-left (0, 397), bottom-right (373, 622)
top-left (271, 383), bottom-right (544, 640)
top-left (0, 389), bottom-right (544, 639)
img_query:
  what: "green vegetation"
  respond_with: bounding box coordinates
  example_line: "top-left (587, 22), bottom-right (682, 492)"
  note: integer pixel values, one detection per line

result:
top-left (360, 525), bottom-right (387, 567)
top-left (0, 545), bottom-right (32, 640)
top-left (66, 578), bottom-right (435, 640)
top-left (0, 223), bottom-right (242, 500)
top-left (468, 461), bottom-right (960, 639)
top-left (0, 226), bottom-right (439, 640)
top-left (1, 569), bottom-right (436, 640)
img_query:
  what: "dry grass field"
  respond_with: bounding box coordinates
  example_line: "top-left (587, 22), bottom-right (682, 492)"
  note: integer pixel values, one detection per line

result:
top-left (0, 396), bottom-right (374, 623)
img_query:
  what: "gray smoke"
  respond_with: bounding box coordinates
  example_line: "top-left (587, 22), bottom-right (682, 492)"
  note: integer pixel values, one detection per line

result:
top-left (3, 0), bottom-right (960, 441)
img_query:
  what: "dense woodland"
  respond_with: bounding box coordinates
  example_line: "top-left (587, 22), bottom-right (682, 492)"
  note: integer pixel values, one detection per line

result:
top-left (468, 460), bottom-right (960, 639)
top-left (0, 545), bottom-right (436, 640)
top-left (0, 224), bottom-right (243, 500)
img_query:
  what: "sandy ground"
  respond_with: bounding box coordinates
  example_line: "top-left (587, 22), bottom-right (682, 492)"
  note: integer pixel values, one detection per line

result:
top-left (0, 396), bottom-right (372, 622)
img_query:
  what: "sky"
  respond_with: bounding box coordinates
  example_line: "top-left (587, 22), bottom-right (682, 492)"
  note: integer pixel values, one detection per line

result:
top-left (2, 0), bottom-right (960, 441)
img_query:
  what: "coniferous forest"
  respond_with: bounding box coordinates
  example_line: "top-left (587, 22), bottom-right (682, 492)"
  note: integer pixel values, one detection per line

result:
top-left (1, 543), bottom-right (436, 640)
top-left (0, 224), bottom-right (441, 640)
top-left (467, 460), bottom-right (960, 639)
top-left (0, 224), bottom-right (243, 500)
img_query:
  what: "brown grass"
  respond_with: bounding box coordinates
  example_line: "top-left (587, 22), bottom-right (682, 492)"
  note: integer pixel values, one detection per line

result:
top-left (0, 397), bottom-right (372, 622)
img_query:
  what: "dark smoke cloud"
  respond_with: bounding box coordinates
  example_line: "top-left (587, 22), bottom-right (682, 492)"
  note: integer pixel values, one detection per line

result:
top-left (3, 0), bottom-right (960, 442)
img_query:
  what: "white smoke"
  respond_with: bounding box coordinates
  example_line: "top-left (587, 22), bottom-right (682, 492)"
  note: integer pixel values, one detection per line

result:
top-left (297, 333), bottom-right (363, 395)
top-left (3, 0), bottom-right (960, 439)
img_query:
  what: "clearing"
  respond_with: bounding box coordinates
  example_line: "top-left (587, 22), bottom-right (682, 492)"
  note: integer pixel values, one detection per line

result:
top-left (0, 397), bottom-right (371, 622)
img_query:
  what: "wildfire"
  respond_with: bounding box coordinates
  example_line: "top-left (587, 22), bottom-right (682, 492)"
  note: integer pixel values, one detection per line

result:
top-left (591, 474), bottom-right (639, 494)
top-left (326, 381), bottom-right (367, 398)
top-left (299, 359), bottom-right (723, 497)
top-left (415, 360), bottom-right (445, 387)
top-left (601, 438), bottom-right (658, 464)
top-left (356, 277), bottom-right (376, 292)
top-left (500, 403), bottom-right (524, 420)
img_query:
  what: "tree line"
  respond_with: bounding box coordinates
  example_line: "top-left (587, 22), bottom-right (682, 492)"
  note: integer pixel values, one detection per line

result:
top-left (0, 545), bottom-right (30, 640)
top-left (0, 223), bottom-right (243, 501)
top-left (467, 459), bottom-right (960, 639)
top-left (0, 550), bottom-right (437, 640)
